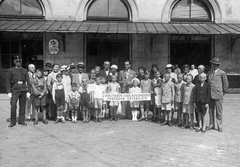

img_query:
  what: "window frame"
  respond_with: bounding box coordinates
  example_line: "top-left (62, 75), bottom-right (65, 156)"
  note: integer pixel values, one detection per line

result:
top-left (86, 0), bottom-right (130, 21)
top-left (0, 0), bottom-right (44, 19)
top-left (171, 0), bottom-right (212, 22)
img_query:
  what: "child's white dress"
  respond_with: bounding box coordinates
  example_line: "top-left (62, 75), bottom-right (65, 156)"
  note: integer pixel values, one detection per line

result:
top-left (129, 86), bottom-right (141, 108)
top-left (108, 82), bottom-right (121, 106)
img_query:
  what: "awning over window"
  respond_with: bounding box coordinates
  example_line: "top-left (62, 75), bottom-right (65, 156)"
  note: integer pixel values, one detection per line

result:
top-left (1, 20), bottom-right (240, 34)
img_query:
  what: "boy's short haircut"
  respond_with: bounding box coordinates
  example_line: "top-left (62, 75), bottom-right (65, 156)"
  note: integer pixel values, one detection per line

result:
top-left (177, 73), bottom-right (183, 78)
top-left (186, 74), bottom-right (193, 80)
top-left (199, 73), bottom-right (207, 79)
top-left (56, 73), bottom-right (62, 78)
top-left (72, 83), bottom-right (77, 87)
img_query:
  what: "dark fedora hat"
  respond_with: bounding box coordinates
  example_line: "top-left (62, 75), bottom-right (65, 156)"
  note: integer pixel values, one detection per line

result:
top-left (210, 57), bottom-right (220, 64)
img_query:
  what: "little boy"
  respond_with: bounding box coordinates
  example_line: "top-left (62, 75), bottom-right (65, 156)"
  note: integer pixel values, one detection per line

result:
top-left (151, 70), bottom-right (162, 122)
top-left (174, 73), bottom-right (184, 126)
top-left (181, 74), bottom-right (195, 129)
top-left (92, 77), bottom-right (104, 123)
top-left (161, 73), bottom-right (175, 126)
top-left (79, 78), bottom-right (92, 123)
top-left (194, 73), bottom-right (210, 133)
top-left (68, 83), bottom-right (80, 123)
top-left (140, 71), bottom-right (152, 121)
top-left (52, 73), bottom-right (65, 124)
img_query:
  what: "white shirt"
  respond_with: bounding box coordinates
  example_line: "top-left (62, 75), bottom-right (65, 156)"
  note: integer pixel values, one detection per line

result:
top-left (92, 84), bottom-right (104, 98)
top-left (190, 69), bottom-right (198, 79)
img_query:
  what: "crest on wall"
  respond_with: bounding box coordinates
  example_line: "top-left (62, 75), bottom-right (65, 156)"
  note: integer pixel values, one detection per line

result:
top-left (49, 39), bottom-right (59, 54)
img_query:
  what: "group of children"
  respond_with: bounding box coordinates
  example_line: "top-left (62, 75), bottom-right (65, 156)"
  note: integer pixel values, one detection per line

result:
top-left (32, 63), bottom-right (210, 133)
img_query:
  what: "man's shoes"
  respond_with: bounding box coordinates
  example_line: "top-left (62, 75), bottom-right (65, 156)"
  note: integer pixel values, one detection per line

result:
top-left (18, 122), bottom-right (27, 126)
top-left (113, 117), bottom-right (118, 121)
top-left (26, 118), bottom-right (31, 122)
top-left (160, 121), bottom-right (167, 126)
top-left (218, 128), bottom-right (223, 132)
top-left (42, 119), bottom-right (48, 124)
top-left (206, 126), bottom-right (214, 130)
top-left (54, 118), bottom-right (60, 124)
top-left (109, 117), bottom-right (113, 121)
top-left (8, 123), bottom-right (16, 128)
top-left (168, 122), bottom-right (173, 127)
top-left (195, 128), bottom-right (202, 132)
top-left (33, 120), bottom-right (38, 125)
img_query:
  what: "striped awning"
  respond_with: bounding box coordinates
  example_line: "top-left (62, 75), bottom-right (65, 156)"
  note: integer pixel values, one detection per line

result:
top-left (1, 20), bottom-right (240, 34)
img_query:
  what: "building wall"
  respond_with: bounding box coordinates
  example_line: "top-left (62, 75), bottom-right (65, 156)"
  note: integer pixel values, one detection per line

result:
top-left (215, 35), bottom-right (240, 73)
top-left (45, 33), bottom-right (84, 65)
top-left (42, 0), bottom-right (240, 23)
top-left (131, 34), bottom-right (169, 72)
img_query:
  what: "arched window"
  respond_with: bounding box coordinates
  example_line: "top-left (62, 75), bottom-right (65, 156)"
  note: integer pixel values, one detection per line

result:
top-left (171, 0), bottom-right (211, 22)
top-left (0, 0), bottom-right (43, 18)
top-left (87, 0), bottom-right (129, 21)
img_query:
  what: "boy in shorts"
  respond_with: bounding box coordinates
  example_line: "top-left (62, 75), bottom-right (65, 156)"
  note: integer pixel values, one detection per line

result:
top-left (174, 73), bottom-right (184, 126)
top-left (161, 73), bottom-right (175, 126)
top-left (181, 74), bottom-right (195, 129)
top-left (68, 83), bottom-right (80, 123)
top-left (92, 77), bottom-right (104, 123)
top-left (79, 78), bottom-right (92, 123)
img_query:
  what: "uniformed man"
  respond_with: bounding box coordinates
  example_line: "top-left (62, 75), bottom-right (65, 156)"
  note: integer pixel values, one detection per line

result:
top-left (6, 56), bottom-right (31, 127)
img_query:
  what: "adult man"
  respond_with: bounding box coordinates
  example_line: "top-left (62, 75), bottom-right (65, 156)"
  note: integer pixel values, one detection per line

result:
top-left (26, 64), bottom-right (36, 121)
top-left (119, 60), bottom-right (136, 119)
top-left (6, 56), bottom-right (31, 127)
top-left (73, 62), bottom-right (89, 89)
top-left (189, 64), bottom-right (199, 79)
top-left (208, 57), bottom-right (229, 132)
top-left (99, 61), bottom-right (111, 83)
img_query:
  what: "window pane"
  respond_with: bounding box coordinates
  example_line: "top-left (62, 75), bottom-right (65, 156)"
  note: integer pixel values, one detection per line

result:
top-left (87, 0), bottom-right (108, 18)
top-left (10, 42), bottom-right (19, 54)
top-left (1, 42), bottom-right (10, 54)
top-left (109, 0), bottom-right (128, 19)
top-left (191, 0), bottom-right (211, 20)
top-left (0, 0), bottom-right (21, 15)
top-left (171, 0), bottom-right (190, 19)
top-left (2, 55), bottom-right (11, 69)
top-left (21, 0), bottom-right (43, 15)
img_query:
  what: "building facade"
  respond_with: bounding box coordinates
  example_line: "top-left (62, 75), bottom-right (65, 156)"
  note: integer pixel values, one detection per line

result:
top-left (1, 0), bottom-right (240, 92)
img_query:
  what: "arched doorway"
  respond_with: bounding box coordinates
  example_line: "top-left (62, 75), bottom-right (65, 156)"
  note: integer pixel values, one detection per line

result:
top-left (85, 0), bottom-right (131, 71)
top-left (170, 0), bottom-right (213, 71)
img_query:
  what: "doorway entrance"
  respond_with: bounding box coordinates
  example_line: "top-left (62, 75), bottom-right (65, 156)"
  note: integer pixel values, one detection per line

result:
top-left (170, 35), bottom-right (212, 71)
top-left (86, 33), bottom-right (130, 71)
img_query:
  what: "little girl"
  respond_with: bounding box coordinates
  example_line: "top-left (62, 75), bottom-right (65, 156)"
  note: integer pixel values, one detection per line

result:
top-left (52, 73), bottom-right (65, 124)
top-left (32, 69), bottom-right (48, 125)
top-left (68, 83), bottom-right (80, 123)
top-left (107, 75), bottom-right (121, 121)
top-left (152, 70), bottom-right (162, 123)
top-left (129, 78), bottom-right (141, 121)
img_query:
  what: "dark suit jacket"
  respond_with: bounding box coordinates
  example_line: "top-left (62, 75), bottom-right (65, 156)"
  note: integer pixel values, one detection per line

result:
top-left (208, 69), bottom-right (229, 100)
top-left (99, 69), bottom-right (111, 83)
top-left (118, 69), bottom-right (136, 93)
top-left (194, 82), bottom-right (210, 104)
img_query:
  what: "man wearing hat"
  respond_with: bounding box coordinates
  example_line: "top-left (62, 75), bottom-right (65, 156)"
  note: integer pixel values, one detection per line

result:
top-left (73, 62), bottom-right (89, 89)
top-left (208, 57), bottom-right (229, 132)
top-left (6, 56), bottom-right (31, 127)
top-left (68, 63), bottom-right (76, 82)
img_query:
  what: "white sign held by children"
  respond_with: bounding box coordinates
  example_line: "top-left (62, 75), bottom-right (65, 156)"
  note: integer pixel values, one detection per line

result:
top-left (104, 93), bottom-right (151, 101)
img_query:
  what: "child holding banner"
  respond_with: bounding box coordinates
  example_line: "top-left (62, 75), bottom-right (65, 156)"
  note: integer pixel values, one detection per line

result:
top-left (161, 73), bottom-right (175, 126)
top-left (107, 75), bottom-right (121, 121)
top-left (129, 78), bottom-right (141, 121)
top-left (101, 77), bottom-right (108, 120)
top-left (140, 71), bottom-right (152, 121)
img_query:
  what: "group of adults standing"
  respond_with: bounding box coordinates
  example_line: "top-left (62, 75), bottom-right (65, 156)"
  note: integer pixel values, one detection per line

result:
top-left (6, 55), bottom-right (228, 132)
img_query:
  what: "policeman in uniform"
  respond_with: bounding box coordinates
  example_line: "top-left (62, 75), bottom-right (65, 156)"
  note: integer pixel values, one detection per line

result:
top-left (6, 56), bottom-right (31, 127)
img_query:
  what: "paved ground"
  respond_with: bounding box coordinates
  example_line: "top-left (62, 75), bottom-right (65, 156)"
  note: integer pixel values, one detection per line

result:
top-left (0, 94), bottom-right (240, 167)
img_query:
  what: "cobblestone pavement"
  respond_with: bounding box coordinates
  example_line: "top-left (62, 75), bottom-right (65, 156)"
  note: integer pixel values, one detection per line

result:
top-left (0, 94), bottom-right (240, 167)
